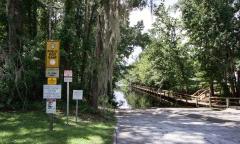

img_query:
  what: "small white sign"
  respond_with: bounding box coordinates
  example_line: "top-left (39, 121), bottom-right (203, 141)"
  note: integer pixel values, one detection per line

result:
top-left (46, 99), bottom-right (56, 114)
top-left (64, 77), bottom-right (72, 82)
top-left (73, 90), bottom-right (83, 100)
top-left (64, 70), bottom-right (73, 77)
top-left (43, 85), bottom-right (61, 99)
top-left (46, 68), bottom-right (59, 78)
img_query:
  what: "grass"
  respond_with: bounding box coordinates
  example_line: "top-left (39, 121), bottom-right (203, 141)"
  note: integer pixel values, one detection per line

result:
top-left (0, 111), bottom-right (116, 144)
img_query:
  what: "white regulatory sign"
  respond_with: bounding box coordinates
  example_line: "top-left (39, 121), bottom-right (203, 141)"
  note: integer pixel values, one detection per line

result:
top-left (46, 99), bottom-right (56, 114)
top-left (64, 77), bottom-right (72, 82)
top-left (43, 85), bottom-right (62, 99)
top-left (73, 90), bottom-right (83, 100)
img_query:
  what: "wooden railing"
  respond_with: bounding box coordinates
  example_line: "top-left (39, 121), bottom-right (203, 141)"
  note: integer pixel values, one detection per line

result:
top-left (209, 97), bottom-right (240, 108)
top-left (131, 85), bottom-right (240, 108)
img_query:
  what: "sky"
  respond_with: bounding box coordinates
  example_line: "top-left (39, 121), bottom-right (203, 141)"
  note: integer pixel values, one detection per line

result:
top-left (126, 0), bottom-right (179, 65)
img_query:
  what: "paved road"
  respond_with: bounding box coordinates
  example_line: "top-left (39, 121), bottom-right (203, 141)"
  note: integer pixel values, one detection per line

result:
top-left (116, 108), bottom-right (240, 144)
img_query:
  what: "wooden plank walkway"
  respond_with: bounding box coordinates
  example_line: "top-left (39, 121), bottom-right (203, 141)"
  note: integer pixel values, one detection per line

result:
top-left (131, 85), bottom-right (240, 108)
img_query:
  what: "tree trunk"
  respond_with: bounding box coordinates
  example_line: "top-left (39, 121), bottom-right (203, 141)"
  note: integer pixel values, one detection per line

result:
top-left (90, 0), bottom-right (120, 110)
top-left (7, 0), bottom-right (24, 107)
top-left (7, 0), bottom-right (22, 54)
top-left (80, 2), bottom-right (96, 92)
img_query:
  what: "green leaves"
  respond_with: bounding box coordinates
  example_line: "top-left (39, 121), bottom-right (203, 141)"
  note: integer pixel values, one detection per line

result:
top-left (180, 0), bottom-right (240, 96)
top-left (125, 3), bottom-right (194, 91)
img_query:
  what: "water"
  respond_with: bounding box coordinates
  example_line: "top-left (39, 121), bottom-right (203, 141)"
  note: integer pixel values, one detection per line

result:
top-left (114, 87), bottom-right (176, 109)
top-left (114, 91), bottom-right (131, 109)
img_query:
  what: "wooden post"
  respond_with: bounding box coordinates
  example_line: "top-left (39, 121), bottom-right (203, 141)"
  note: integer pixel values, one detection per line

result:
top-left (226, 98), bottom-right (229, 108)
top-left (209, 97), bottom-right (212, 108)
top-left (196, 98), bottom-right (198, 107)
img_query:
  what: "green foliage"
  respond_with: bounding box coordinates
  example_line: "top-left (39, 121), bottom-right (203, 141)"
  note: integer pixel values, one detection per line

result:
top-left (2, 0), bottom-right (240, 110)
top-left (180, 0), bottom-right (240, 96)
top-left (0, 0), bottom-right (151, 110)
top-left (125, 1), bottom-right (240, 97)
top-left (125, 4), bottom-right (194, 92)
top-left (113, 21), bottom-right (150, 87)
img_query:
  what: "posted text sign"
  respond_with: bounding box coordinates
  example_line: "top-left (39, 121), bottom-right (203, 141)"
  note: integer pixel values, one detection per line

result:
top-left (73, 90), bottom-right (83, 100)
top-left (46, 41), bottom-right (60, 68)
top-left (64, 77), bottom-right (72, 82)
top-left (43, 85), bottom-right (61, 99)
top-left (46, 68), bottom-right (59, 78)
top-left (64, 70), bottom-right (72, 77)
top-left (46, 99), bottom-right (56, 114)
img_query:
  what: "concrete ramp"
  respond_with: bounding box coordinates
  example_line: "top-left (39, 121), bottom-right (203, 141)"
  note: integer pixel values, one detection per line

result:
top-left (116, 108), bottom-right (240, 144)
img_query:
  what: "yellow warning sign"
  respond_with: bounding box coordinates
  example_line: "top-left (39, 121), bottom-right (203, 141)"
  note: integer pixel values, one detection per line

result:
top-left (48, 78), bottom-right (57, 85)
top-left (46, 40), bottom-right (60, 68)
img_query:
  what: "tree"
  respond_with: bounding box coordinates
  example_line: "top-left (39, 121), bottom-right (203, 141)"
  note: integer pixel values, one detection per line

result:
top-left (180, 0), bottom-right (240, 96)
top-left (89, 0), bottom-right (121, 109)
top-left (125, 3), bottom-right (194, 93)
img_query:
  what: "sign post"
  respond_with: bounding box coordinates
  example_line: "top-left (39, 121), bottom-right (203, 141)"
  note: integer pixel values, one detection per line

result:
top-left (45, 40), bottom-right (60, 131)
top-left (46, 1), bottom-right (62, 131)
top-left (43, 84), bottom-right (61, 131)
top-left (76, 100), bottom-right (78, 122)
top-left (64, 70), bottom-right (72, 124)
top-left (67, 82), bottom-right (69, 124)
top-left (73, 90), bottom-right (83, 122)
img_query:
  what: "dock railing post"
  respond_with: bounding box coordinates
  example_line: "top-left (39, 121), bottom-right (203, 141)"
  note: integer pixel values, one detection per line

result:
top-left (196, 97), bottom-right (198, 107)
top-left (226, 98), bottom-right (229, 108)
top-left (209, 96), bottom-right (212, 108)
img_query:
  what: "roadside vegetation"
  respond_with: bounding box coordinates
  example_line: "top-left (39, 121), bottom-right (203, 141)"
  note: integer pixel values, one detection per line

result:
top-left (0, 0), bottom-right (151, 143)
top-left (1, 0), bottom-right (240, 143)
top-left (125, 0), bottom-right (240, 97)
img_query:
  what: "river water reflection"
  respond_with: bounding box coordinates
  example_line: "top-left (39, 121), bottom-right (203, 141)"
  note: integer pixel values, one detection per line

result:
top-left (114, 91), bottom-right (131, 109)
top-left (114, 87), bottom-right (175, 109)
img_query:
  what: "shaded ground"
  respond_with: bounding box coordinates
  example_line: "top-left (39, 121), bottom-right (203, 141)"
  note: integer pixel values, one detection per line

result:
top-left (116, 108), bottom-right (240, 144)
top-left (0, 112), bottom-right (115, 144)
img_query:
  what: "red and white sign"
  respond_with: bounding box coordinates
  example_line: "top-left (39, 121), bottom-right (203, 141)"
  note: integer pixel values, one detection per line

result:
top-left (64, 70), bottom-right (72, 77)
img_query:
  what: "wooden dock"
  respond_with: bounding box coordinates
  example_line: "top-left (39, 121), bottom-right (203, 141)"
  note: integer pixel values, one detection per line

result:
top-left (131, 85), bottom-right (240, 108)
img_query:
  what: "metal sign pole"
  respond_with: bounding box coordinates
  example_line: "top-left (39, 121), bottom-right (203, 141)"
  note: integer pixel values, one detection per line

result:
top-left (67, 82), bottom-right (69, 124)
top-left (64, 70), bottom-right (72, 125)
top-left (76, 100), bottom-right (78, 123)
